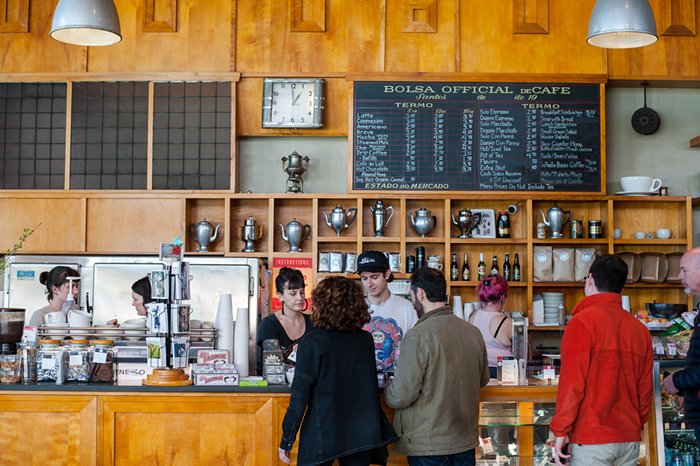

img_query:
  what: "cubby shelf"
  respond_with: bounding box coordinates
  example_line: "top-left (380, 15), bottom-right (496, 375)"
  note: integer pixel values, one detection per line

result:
top-left (450, 238), bottom-right (528, 244)
top-left (532, 239), bottom-right (608, 244)
top-left (316, 237), bottom-right (358, 242)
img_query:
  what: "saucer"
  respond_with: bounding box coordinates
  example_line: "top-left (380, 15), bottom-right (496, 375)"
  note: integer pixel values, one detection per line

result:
top-left (615, 190), bottom-right (659, 196)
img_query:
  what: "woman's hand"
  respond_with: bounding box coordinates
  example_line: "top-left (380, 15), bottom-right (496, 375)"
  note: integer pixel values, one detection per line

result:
top-left (106, 318), bottom-right (119, 327)
top-left (278, 448), bottom-right (291, 464)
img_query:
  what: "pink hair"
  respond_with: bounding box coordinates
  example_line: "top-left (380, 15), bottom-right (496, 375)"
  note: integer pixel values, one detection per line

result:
top-left (476, 274), bottom-right (509, 305)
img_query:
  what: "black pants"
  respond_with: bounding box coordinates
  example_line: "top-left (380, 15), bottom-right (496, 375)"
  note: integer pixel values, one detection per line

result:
top-left (316, 449), bottom-right (373, 466)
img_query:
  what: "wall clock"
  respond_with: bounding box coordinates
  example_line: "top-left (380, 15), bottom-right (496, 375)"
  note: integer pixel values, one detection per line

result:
top-left (262, 78), bottom-right (324, 128)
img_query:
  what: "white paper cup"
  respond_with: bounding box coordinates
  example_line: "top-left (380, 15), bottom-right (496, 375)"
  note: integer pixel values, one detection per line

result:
top-left (621, 296), bottom-right (631, 313)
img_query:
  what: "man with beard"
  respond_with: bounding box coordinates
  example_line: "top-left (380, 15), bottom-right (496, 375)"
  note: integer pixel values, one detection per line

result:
top-left (662, 247), bottom-right (700, 446)
top-left (384, 267), bottom-right (489, 466)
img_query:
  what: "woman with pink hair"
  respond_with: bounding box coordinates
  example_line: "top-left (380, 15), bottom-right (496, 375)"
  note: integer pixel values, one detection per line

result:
top-left (468, 274), bottom-right (513, 379)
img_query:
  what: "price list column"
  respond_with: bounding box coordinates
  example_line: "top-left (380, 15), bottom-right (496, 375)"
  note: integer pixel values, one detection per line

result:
top-left (405, 109), bottom-right (417, 182)
top-left (584, 109), bottom-right (600, 185)
top-left (526, 109), bottom-right (540, 182)
top-left (354, 109), bottom-right (393, 186)
top-left (432, 110), bottom-right (446, 181)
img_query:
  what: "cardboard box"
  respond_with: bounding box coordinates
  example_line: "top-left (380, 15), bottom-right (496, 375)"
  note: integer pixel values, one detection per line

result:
top-left (196, 349), bottom-right (230, 365)
top-left (193, 373), bottom-right (239, 386)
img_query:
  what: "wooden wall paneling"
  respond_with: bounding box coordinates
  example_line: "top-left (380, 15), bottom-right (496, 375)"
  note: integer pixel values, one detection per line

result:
top-left (88, 0), bottom-right (232, 72)
top-left (659, 0), bottom-right (696, 36)
top-left (0, 198), bottom-right (84, 253)
top-left (460, 0), bottom-right (606, 74)
top-left (513, 0), bottom-right (549, 34)
top-left (0, 0), bottom-right (86, 73)
top-left (402, 0), bottom-right (437, 34)
top-left (0, 0), bottom-right (28, 33)
top-left (143, 0), bottom-right (178, 33)
top-left (385, 0), bottom-right (458, 72)
top-left (0, 394), bottom-right (97, 466)
top-left (235, 0), bottom-right (384, 72)
top-left (290, 0), bottom-right (325, 32)
top-left (236, 77), bottom-right (350, 136)
top-left (85, 198), bottom-right (181, 253)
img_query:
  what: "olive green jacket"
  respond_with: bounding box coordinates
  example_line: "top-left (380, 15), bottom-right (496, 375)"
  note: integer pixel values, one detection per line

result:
top-left (384, 306), bottom-right (490, 456)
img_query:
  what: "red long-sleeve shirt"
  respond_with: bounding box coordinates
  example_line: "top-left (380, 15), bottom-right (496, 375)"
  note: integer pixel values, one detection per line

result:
top-left (550, 293), bottom-right (654, 444)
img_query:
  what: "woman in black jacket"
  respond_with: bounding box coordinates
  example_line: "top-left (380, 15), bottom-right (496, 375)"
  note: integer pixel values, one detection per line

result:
top-left (279, 276), bottom-right (397, 466)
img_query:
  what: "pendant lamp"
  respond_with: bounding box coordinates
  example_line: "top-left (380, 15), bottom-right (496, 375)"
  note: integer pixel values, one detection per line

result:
top-left (50, 0), bottom-right (122, 47)
top-left (587, 0), bottom-right (657, 49)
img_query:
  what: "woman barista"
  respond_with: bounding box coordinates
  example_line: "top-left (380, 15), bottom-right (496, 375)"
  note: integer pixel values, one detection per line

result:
top-left (29, 266), bottom-right (81, 327)
top-left (108, 277), bottom-right (154, 326)
top-left (256, 267), bottom-right (314, 372)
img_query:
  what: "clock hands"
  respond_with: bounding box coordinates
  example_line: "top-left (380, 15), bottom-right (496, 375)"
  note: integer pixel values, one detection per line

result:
top-left (292, 89), bottom-right (302, 106)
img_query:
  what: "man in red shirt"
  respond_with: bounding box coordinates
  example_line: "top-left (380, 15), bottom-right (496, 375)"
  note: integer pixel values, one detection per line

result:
top-left (550, 255), bottom-right (653, 466)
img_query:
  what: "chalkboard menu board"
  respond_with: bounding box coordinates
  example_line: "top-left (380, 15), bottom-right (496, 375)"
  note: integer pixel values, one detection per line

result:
top-left (351, 81), bottom-right (602, 192)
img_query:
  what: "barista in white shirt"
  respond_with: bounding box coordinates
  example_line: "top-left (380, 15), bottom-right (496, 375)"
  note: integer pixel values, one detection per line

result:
top-left (357, 251), bottom-right (417, 373)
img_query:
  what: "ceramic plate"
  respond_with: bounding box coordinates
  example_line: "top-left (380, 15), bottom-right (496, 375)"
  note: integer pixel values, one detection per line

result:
top-left (614, 190), bottom-right (659, 196)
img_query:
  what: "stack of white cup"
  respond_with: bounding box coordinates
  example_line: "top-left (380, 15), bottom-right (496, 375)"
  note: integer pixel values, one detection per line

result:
top-left (215, 294), bottom-right (234, 357)
top-left (463, 303), bottom-right (474, 321)
top-left (452, 296), bottom-right (464, 319)
top-left (234, 307), bottom-right (250, 377)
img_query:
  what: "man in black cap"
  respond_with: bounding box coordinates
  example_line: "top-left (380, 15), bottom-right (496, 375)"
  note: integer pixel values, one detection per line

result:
top-left (357, 250), bottom-right (417, 373)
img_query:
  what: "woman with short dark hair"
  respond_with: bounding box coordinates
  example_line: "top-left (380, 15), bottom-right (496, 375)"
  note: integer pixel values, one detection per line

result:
top-left (28, 266), bottom-right (81, 327)
top-left (279, 276), bottom-right (397, 466)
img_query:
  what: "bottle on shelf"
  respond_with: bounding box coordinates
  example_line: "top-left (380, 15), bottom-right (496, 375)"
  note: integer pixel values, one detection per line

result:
top-left (477, 253), bottom-right (486, 281)
top-left (462, 253), bottom-right (470, 281)
top-left (503, 253), bottom-right (511, 281)
top-left (490, 255), bottom-right (499, 276)
top-left (513, 254), bottom-right (521, 282)
top-left (450, 254), bottom-right (459, 281)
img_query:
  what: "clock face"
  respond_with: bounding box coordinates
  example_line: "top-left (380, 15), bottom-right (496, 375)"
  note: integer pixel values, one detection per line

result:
top-left (262, 79), bottom-right (324, 128)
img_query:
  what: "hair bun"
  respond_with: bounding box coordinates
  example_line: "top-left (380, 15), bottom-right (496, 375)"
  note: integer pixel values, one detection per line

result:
top-left (39, 271), bottom-right (49, 285)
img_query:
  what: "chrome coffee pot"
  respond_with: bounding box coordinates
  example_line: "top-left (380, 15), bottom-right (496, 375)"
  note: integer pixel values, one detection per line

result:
top-left (451, 208), bottom-right (482, 239)
top-left (279, 218), bottom-right (312, 253)
top-left (237, 216), bottom-right (264, 252)
top-left (323, 204), bottom-right (357, 237)
top-left (539, 203), bottom-right (572, 239)
top-left (410, 207), bottom-right (437, 237)
top-left (188, 218), bottom-right (221, 252)
top-left (369, 200), bottom-right (394, 237)
top-left (281, 151), bottom-right (310, 193)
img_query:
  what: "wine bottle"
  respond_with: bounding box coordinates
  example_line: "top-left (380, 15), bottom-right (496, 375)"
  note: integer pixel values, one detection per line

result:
top-left (503, 253), bottom-right (511, 281)
top-left (462, 253), bottom-right (470, 281)
top-left (450, 253), bottom-right (459, 281)
top-left (513, 253), bottom-right (521, 282)
top-left (477, 253), bottom-right (486, 281)
top-left (491, 255), bottom-right (499, 276)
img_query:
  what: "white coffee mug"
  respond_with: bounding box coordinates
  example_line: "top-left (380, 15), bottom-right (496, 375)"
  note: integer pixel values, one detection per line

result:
top-left (620, 176), bottom-right (662, 193)
top-left (46, 311), bottom-right (67, 324)
top-left (427, 261), bottom-right (443, 271)
top-left (613, 229), bottom-right (621, 239)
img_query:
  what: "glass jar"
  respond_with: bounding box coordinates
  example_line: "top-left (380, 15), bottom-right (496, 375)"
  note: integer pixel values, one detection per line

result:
top-left (0, 354), bottom-right (22, 384)
top-left (90, 340), bottom-right (115, 383)
top-left (496, 212), bottom-right (510, 238)
top-left (37, 339), bottom-right (62, 382)
top-left (65, 340), bottom-right (91, 382)
top-left (16, 339), bottom-right (37, 384)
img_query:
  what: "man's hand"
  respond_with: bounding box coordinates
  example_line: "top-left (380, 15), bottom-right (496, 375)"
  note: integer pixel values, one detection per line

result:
top-left (662, 373), bottom-right (680, 395)
top-left (679, 396), bottom-right (685, 415)
top-left (278, 448), bottom-right (291, 464)
top-left (554, 435), bottom-right (571, 466)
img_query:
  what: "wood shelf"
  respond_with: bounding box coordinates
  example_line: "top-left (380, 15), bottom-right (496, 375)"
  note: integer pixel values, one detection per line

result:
top-left (532, 282), bottom-right (584, 287)
top-left (316, 236), bottom-right (358, 242)
top-left (624, 282), bottom-right (685, 288)
top-left (531, 239), bottom-right (608, 244)
top-left (361, 236), bottom-right (401, 242)
top-left (449, 281), bottom-right (528, 287)
top-left (530, 326), bottom-right (567, 331)
top-left (450, 238), bottom-right (528, 244)
top-left (224, 251), bottom-right (269, 258)
top-left (613, 239), bottom-right (687, 245)
top-left (405, 237), bottom-right (445, 243)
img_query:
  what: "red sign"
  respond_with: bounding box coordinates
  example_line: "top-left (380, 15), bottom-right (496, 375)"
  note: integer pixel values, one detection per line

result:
top-left (271, 257), bottom-right (313, 311)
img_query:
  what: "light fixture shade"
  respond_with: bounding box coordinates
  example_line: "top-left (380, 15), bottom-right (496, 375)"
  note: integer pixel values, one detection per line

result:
top-left (50, 0), bottom-right (122, 47)
top-left (587, 0), bottom-right (658, 49)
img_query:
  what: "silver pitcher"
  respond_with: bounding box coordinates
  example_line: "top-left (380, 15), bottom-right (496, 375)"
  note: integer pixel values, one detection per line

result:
top-left (188, 218), bottom-right (221, 252)
top-left (282, 151), bottom-right (310, 193)
top-left (323, 205), bottom-right (357, 237)
top-left (539, 204), bottom-right (572, 239)
top-left (237, 216), bottom-right (264, 252)
top-left (410, 207), bottom-right (437, 237)
top-left (279, 218), bottom-right (312, 253)
top-left (451, 208), bottom-right (482, 239)
top-left (369, 200), bottom-right (394, 237)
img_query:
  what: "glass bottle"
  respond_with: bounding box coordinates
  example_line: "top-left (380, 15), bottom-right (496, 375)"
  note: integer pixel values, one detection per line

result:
top-left (497, 212), bottom-right (511, 238)
top-left (491, 255), bottom-right (499, 276)
top-left (477, 253), bottom-right (486, 281)
top-left (450, 254), bottom-right (459, 281)
top-left (462, 253), bottom-right (470, 281)
top-left (503, 253), bottom-right (511, 281)
top-left (513, 254), bottom-right (521, 282)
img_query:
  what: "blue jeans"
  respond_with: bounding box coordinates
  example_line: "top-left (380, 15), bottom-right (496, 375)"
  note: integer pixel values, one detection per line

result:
top-left (407, 449), bottom-right (476, 466)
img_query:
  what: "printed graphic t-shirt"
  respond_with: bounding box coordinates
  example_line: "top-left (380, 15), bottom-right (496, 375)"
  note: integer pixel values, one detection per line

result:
top-left (362, 293), bottom-right (418, 373)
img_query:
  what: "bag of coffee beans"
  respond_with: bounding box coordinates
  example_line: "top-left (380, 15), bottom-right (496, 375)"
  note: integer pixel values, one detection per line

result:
top-left (533, 246), bottom-right (553, 282)
top-left (575, 248), bottom-right (596, 282)
top-left (553, 248), bottom-right (575, 282)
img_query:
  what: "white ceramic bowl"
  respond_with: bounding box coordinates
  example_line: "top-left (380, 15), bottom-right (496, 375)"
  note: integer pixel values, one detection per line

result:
top-left (634, 232), bottom-right (646, 240)
top-left (201, 321), bottom-right (215, 342)
top-left (44, 322), bottom-right (68, 337)
top-left (45, 311), bottom-right (67, 324)
top-left (656, 228), bottom-right (672, 239)
top-left (123, 318), bottom-right (147, 327)
top-left (190, 320), bottom-right (202, 341)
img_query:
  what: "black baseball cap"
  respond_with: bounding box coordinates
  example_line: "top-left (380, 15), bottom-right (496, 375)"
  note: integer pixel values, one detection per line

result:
top-left (356, 250), bottom-right (390, 274)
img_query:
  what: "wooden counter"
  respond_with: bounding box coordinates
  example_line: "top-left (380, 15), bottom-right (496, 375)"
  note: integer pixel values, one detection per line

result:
top-left (0, 382), bottom-right (653, 466)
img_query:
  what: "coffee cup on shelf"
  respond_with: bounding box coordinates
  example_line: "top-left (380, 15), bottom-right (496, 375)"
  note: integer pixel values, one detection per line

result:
top-left (620, 176), bottom-right (662, 193)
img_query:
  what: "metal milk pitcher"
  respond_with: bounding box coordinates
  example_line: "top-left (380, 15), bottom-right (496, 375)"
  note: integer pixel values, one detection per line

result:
top-left (281, 151), bottom-right (310, 193)
top-left (539, 203), bottom-right (572, 239)
top-left (369, 200), bottom-right (394, 237)
top-left (451, 208), bottom-right (482, 239)
top-left (323, 205), bottom-right (357, 237)
top-left (188, 218), bottom-right (221, 252)
top-left (279, 218), bottom-right (312, 253)
top-left (410, 207), bottom-right (437, 237)
top-left (237, 216), bottom-right (264, 252)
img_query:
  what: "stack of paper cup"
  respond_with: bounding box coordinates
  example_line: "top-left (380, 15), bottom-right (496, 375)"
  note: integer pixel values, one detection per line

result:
top-left (621, 296), bottom-right (631, 313)
top-left (463, 302), bottom-right (474, 321)
top-left (234, 307), bottom-right (250, 376)
top-left (452, 296), bottom-right (464, 319)
top-left (215, 294), bottom-right (234, 357)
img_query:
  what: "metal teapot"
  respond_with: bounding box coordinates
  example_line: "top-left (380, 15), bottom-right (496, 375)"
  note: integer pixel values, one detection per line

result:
top-left (451, 208), bottom-right (482, 239)
top-left (369, 200), bottom-right (394, 237)
top-left (188, 218), bottom-right (221, 252)
top-left (410, 207), bottom-right (437, 237)
top-left (279, 218), bottom-right (311, 253)
top-left (323, 205), bottom-right (357, 237)
top-left (539, 204), bottom-right (572, 239)
top-left (281, 151), bottom-right (310, 193)
top-left (237, 216), bottom-right (264, 252)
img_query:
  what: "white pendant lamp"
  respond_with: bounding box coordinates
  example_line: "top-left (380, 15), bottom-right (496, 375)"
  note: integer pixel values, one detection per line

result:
top-left (587, 0), bottom-right (658, 49)
top-left (50, 0), bottom-right (122, 47)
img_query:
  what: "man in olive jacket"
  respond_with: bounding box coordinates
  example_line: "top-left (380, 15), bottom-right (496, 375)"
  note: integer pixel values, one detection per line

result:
top-left (384, 267), bottom-right (490, 466)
